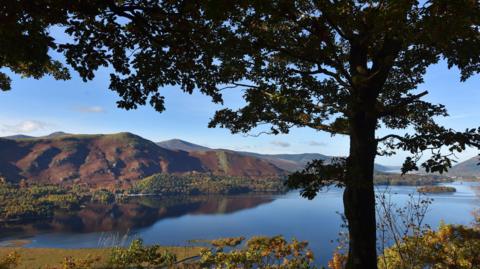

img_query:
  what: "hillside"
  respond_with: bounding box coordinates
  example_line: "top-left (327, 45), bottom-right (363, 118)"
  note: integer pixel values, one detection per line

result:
top-left (2, 132), bottom-right (70, 140)
top-left (155, 139), bottom-right (331, 172)
top-left (188, 151), bottom-right (285, 177)
top-left (2, 134), bottom-right (34, 140)
top-left (0, 133), bottom-right (285, 187)
top-left (157, 139), bottom-right (211, 152)
top-left (156, 139), bottom-right (399, 173)
top-left (448, 156), bottom-right (480, 178)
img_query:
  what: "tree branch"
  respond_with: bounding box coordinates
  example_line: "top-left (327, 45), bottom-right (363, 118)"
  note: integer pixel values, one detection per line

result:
top-left (379, 91), bottom-right (429, 117)
top-left (376, 134), bottom-right (406, 142)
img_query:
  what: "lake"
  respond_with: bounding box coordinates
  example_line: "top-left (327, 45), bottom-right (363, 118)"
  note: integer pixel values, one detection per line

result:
top-left (1, 181), bottom-right (478, 266)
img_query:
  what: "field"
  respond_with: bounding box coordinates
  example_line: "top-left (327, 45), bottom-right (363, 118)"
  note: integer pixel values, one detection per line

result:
top-left (0, 246), bottom-right (201, 268)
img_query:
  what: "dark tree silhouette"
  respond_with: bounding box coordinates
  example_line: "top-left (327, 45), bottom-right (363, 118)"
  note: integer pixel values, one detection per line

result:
top-left (2, 1), bottom-right (480, 268)
top-left (0, 1), bottom-right (73, 90)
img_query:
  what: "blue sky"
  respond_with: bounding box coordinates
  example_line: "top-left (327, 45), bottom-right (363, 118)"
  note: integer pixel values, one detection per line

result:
top-left (0, 55), bottom-right (479, 166)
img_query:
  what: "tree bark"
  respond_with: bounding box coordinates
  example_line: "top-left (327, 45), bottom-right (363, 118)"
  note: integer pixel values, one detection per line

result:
top-left (344, 105), bottom-right (378, 269)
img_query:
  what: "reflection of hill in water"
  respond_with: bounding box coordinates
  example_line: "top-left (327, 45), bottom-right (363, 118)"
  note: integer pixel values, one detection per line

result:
top-left (0, 195), bottom-right (275, 238)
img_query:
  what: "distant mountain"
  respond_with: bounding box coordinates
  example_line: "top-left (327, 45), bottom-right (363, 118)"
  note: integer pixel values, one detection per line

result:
top-left (235, 152), bottom-right (330, 172)
top-left (2, 134), bottom-right (35, 140)
top-left (2, 132), bottom-right (71, 140)
top-left (156, 139), bottom-right (330, 171)
top-left (157, 139), bottom-right (211, 152)
top-left (0, 133), bottom-right (284, 187)
top-left (156, 139), bottom-right (284, 176)
top-left (43, 131), bottom-right (71, 138)
top-left (448, 156), bottom-right (480, 178)
top-left (374, 163), bottom-right (402, 173)
top-left (156, 139), bottom-right (397, 173)
top-left (0, 132), bottom-right (406, 188)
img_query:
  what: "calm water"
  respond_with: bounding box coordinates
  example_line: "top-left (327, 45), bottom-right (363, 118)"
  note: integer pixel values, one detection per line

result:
top-left (1, 182), bottom-right (478, 266)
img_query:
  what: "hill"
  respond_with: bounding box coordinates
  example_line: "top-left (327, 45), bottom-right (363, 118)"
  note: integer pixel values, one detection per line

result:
top-left (156, 139), bottom-right (399, 173)
top-left (0, 133), bottom-right (284, 187)
top-left (448, 156), bottom-right (480, 178)
top-left (157, 139), bottom-right (211, 152)
top-left (2, 134), bottom-right (35, 140)
top-left (2, 132), bottom-right (72, 141)
top-left (156, 139), bottom-right (331, 172)
top-left (188, 151), bottom-right (284, 177)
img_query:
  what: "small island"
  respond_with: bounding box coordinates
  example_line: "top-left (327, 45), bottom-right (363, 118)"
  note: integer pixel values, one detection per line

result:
top-left (417, 186), bottom-right (457, 194)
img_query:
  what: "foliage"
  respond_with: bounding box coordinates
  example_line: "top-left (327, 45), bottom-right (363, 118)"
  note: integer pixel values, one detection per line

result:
top-left (91, 189), bottom-right (116, 204)
top-left (373, 173), bottom-right (452, 186)
top-left (0, 182), bottom-right (77, 221)
top-left (0, 174), bottom-right (285, 223)
top-left (4, 1), bottom-right (478, 174)
top-left (131, 173), bottom-right (286, 195)
top-left (286, 159), bottom-right (346, 200)
top-left (330, 190), bottom-right (480, 268)
top-left (5, 1), bottom-right (480, 267)
top-left (376, 190), bottom-right (433, 268)
top-left (0, 252), bottom-right (20, 269)
top-left (198, 236), bottom-right (316, 269)
top-left (0, 0), bottom-right (71, 91)
top-left (0, 182), bottom-right (114, 223)
top-left (379, 223), bottom-right (480, 269)
top-left (328, 253), bottom-right (347, 269)
top-left (0, 246), bottom-right (201, 269)
top-left (416, 186), bottom-right (456, 194)
top-left (108, 239), bottom-right (177, 268)
top-left (210, 237), bottom-right (245, 248)
top-left (330, 222), bottom-right (480, 269)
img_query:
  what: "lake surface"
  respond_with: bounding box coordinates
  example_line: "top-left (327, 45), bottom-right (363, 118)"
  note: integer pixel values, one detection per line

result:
top-left (1, 181), bottom-right (479, 266)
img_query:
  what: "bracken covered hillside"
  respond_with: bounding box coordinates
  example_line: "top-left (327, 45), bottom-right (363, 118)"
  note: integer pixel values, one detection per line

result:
top-left (0, 132), bottom-right (285, 187)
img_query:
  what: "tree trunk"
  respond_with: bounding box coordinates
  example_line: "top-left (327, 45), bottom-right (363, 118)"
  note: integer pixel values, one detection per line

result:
top-left (344, 107), bottom-right (378, 269)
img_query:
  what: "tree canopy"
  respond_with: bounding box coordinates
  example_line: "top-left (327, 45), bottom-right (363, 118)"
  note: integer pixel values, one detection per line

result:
top-left (3, 0), bottom-right (478, 173)
top-left (0, 0), bottom-right (73, 90)
top-left (2, 1), bottom-right (480, 268)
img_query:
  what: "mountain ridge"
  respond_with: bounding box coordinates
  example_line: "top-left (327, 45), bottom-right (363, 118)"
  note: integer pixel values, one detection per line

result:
top-left (0, 133), bottom-right (284, 187)
top-left (157, 139), bottom-right (211, 152)
top-left (2, 132), bottom-right (475, 187)
top-left (155, 139), bottom-right (402, 173)
top-left (448, 156), bottom-right (480, 178)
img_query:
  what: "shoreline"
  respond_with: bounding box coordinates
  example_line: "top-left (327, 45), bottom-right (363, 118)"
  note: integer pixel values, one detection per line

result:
top-left (0, 245), bottom-right (201, 269)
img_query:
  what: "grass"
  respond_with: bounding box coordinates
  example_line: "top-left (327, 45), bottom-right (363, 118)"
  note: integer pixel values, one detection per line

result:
top-left (0, 246), bottom-right (201, 269)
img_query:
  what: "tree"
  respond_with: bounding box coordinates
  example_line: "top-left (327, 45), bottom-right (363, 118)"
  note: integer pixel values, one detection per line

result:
top-left (0, 0), bottom-right (71, 90)
top-left (3, 1), bottom-right (480, 268)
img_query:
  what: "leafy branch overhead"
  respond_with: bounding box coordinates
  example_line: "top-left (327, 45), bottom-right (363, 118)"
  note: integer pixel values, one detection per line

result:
top-left (3, 1), bottom-right (480, 268)
top-left (5, 1), bottom-right (479, 170)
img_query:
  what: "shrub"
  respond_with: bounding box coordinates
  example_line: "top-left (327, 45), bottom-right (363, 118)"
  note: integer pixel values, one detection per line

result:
top-left (91, 189), bottom-right (115, 204)
top-left (0, 252), bottom-right (20, 269)
top-left (108, 239), bottom-right (177, 268)
top-left (379, 223), bottom-right (480, 269)
top-left (199, 236), bottom-right (316, 269)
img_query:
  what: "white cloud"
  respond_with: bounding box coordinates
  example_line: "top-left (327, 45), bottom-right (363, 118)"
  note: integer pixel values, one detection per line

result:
top-left (308, 141), bottom-right (326, 147)
top-left (271, 141), bottom-right (291, 148)
top-left (2, 120), bottom-right (47, 133)
top-left (76, 106), bottom-right (105, 113)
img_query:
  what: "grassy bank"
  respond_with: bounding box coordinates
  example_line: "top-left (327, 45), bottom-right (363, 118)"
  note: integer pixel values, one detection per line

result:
top-left (0, 246), bottom-right (201, 269)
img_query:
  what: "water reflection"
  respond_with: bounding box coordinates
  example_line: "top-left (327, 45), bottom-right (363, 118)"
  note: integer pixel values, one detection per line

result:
top-left (0, 195), bottom-right (275, 239)
top-left (0, 182), bottom-right (479, 266)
